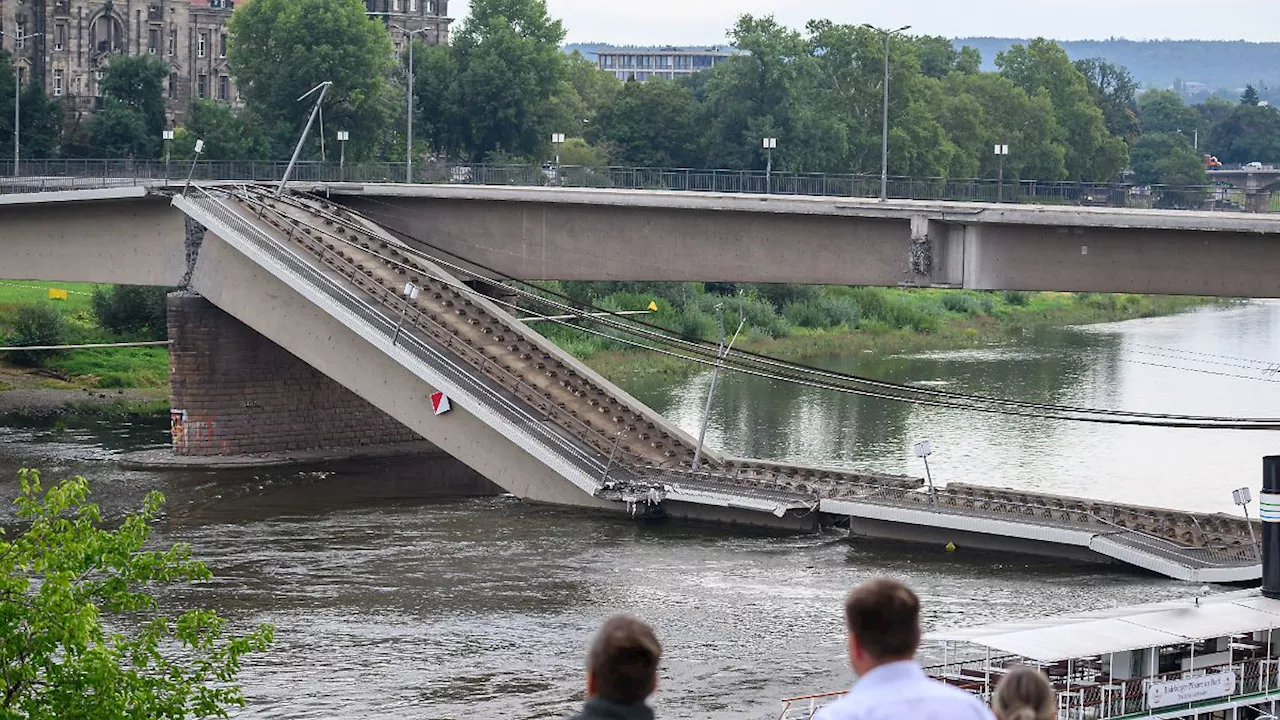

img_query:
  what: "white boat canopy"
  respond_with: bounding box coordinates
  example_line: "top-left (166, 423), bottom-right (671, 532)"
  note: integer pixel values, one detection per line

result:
top-left (929, 589), bottom-right (1280, 663)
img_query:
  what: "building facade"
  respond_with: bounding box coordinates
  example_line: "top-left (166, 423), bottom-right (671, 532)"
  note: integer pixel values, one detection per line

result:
top-left (0, 0), bottom-right (451, 127)
top-left (596, 47), bottom-right (733, 82)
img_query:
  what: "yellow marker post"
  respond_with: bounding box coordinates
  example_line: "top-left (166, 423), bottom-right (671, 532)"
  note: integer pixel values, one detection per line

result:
top-left (647, 301), bottom-right (658, 312)
top-left (48, 288), bottom-right (68, 301)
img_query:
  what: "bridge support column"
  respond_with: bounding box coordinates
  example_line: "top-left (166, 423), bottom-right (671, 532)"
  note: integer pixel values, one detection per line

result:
top-left (166, 291), bottom-right (446, 459)
top-left (1246, 189), bottom-right (1273, 213)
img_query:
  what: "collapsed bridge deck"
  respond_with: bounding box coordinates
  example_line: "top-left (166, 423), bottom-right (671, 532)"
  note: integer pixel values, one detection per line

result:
top-left (171, 185), bottom-right (1261, 582)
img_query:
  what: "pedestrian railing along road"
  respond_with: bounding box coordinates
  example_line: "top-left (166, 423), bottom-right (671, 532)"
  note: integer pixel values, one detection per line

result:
top-left (0, 158), bottom-right (1269, 211)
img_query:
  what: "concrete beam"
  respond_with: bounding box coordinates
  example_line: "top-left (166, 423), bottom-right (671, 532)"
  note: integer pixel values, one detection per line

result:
top-left (334, 186), bottom-right (1280, 296)
top-left (0, 193), bottom-right (186, 286)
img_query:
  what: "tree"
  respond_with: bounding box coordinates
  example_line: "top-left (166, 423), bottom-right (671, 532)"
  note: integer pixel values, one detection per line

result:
top-left (88, 104), bottom-right (153, 159)
top-left (99, 54), bottom-right (169, 140)
top-left (546, 51), bottom-right (621, 139)
top-left (938, 72), bottom-right (1067, 181)
top-left (1075, 58), bottom-right (1141, 140)
top-left (0, 470), bottom-right (273, 716)
top-left (1138, 89), bottom-right (1205, 137)
top-left (4, 304), bottom-right (66, 367)
top-left (451, 0), bottom-right (567, 159)
top-left (90, 285), bottom-right (171, 340)
top-left (596, 79), bottom-right (700, 167)
top-left (1208, 104), bottom-right (1280, 163)
top-left (18, 82), bottom-right (62, 159)
top-left (554, 136), bottom-right (610, 166)
top-left (1130, 132), bottom-right (1207, 185)
top-left (173, 100), bottom-right (272, 161)
top-left (913, 36), bottom-right (980, 79)
top-left (408, 41), bottom-right (461, 155)
top-left (1242, 84), bottom-right (1261, 106)
top-left (998, 39), bottom-right (1128, 181)
top-left (700, 15), bottom-right (816, 170)
top-left (228, 0), bottom-right (398, 160)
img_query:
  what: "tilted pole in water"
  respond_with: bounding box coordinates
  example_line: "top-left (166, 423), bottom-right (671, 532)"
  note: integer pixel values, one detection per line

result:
top-left (692, 301), bottom-right (746, 472)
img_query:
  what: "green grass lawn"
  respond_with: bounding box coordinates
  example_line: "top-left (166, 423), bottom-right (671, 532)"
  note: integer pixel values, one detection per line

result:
top-left (46, 347), bottom-right (169, 388)
top-left (0, 280), bottom-right (99, 315)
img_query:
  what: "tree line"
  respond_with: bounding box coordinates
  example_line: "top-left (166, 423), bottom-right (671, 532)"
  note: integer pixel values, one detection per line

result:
top-left (6, 0), bottom-right (1280, 189)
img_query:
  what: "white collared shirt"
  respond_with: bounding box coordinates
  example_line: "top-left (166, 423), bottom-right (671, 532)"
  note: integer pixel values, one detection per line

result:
top-left (812, 660), bottom-right (996, 720)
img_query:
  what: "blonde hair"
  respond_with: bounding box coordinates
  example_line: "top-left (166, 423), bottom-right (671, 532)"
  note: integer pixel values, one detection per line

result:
top-left (992, 666), bottom-right (1056, 720)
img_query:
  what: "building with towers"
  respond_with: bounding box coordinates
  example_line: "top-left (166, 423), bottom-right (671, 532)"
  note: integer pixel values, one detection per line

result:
top-left (0, 0), bottom-right (451, 127)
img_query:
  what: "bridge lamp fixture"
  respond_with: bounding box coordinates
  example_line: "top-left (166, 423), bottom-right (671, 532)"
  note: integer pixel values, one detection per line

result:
top-left (337, 130), bottom-right (350, 174)
top-left (864, 23), bottom-right (912, 201)
top-left (914, 440), bottom-right (937, 508)
top-left (1233, 486), bottom-right (1260, 560)
top-left (182, 139), bottom-right (205, 197)
top-left (994, 143), bottom-right (1010, 202)
top-left (762, 137), bottom-right (777, 194)
top-left (162, 129), bottom-right (175, 172)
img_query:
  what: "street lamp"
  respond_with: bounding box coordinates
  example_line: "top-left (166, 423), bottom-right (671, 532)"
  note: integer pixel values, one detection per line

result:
top-left (0, 30), bottom-right (43, 177)
top-left (1233, 487), bottom-right (1260, 560)
top-left (405, 26), bottom-right (430, 184)
top-left (337, 130), bottom-right (349, 178)
top-left (864, 24), bottom-right (911, 201)
top-left (182, 138), bottom-right (204, 197)
top-left (914, 440), bottom-right (937, 508)
top-left (551, 132), bottom-right (565, 185)
top-left (994, 143), bottom-right (1009, 202)
top-left (163, 129), bottom-right (174, 179)
top-left (762, 137), bottom-right (777, 194)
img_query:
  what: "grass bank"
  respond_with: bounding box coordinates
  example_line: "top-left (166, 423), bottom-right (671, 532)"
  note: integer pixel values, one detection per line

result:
top-left (542, 287), bottom-right (1224, 379)
top-left (0, 280), bottom-right (169, 390)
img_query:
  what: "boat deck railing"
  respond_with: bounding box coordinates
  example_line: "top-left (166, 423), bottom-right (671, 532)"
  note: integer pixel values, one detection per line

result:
top-left (780, 651), bottom-right (1280, 720)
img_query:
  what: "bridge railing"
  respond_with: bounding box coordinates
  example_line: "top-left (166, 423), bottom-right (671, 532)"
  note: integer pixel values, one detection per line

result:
top-left (0, 159), bottom-right (1265, 211)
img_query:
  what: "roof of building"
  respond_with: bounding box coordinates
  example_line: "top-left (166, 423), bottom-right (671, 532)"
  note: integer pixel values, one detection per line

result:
top-left (929, 588), bottom-right (1280, 662)
top-left (594, 46), bottom-right (736, 57)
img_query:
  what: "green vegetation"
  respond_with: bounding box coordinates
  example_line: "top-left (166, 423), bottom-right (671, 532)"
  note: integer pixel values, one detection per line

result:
top-left (0, 469), bottom-right (272, 717)
top-left (533, 283), bottom-right (1217, 377)
top-left (227, 0), bottom-right (398, 160)
top-left (0, 281), bottom-right (171, 389)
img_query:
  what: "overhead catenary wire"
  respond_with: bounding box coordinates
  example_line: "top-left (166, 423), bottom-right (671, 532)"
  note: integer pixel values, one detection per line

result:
top-left (251, 189), bottom-right (1280, 430)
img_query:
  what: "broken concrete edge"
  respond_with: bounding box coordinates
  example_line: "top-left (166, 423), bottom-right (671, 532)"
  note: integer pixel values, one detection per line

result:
top-left (117, 440), bottom-right (444, 471)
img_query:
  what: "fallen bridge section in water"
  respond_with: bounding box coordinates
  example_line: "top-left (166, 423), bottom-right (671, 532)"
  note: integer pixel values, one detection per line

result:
top-left (167, 186), bottom-right (1261, 581)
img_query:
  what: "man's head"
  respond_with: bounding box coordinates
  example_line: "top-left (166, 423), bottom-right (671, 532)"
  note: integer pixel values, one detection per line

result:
top-left (843, 578), bottom-right (922, 676)
top-left (585, 615), bottom-right (662, 706)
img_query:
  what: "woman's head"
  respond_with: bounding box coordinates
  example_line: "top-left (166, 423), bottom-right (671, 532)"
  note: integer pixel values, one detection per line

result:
top-left (992, 666), bottom-right (1056, 720)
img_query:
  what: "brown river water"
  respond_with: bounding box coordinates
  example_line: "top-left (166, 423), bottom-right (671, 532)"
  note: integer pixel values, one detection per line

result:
top-left (3, 302), bottom-right (1278, 718)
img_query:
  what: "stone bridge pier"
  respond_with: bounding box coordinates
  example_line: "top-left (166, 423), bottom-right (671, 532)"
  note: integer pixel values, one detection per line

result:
top-left (164, 292), bottom-right (498, 495)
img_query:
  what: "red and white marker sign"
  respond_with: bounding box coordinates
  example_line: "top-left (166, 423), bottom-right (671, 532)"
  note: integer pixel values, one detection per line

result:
top-left (430, 391), bottom-right (452, 415)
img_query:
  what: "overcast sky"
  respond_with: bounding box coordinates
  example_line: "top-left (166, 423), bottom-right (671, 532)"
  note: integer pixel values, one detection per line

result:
top-left (449, 0), bottom-right (1280, 44)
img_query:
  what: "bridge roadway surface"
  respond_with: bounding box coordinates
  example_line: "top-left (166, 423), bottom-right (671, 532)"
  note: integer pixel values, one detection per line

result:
top-left (3, 182), bottom-right (1280, 296)
top-left (155, 184), bottom-right (1258, 583)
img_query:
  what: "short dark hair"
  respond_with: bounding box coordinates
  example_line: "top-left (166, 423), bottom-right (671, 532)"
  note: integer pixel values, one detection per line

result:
top-left (844, 578), bottom-right (921, 661)
top-left (587, 615), bottom-right (662, 705)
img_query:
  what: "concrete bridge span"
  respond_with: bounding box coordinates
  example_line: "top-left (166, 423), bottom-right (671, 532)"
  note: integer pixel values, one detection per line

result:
top-left (325, 184), bottom-right (1280, 297)
top-left (3, 184), bottom-right (1280, 296)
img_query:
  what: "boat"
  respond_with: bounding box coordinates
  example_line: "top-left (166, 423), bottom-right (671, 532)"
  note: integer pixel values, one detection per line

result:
top-left (776, 456), bottom-right (1280, 720)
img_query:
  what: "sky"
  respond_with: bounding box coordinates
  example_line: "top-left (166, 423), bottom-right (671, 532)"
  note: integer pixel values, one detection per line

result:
top-left (449, 0), bottom-right (1280, 44)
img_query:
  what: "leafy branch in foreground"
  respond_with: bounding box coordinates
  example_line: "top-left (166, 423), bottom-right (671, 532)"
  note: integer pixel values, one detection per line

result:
top-left (0, 469), bottom-right (273, 719)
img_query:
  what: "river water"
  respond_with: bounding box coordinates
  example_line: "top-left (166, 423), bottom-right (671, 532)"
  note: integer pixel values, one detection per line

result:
top-left (1, 302), bottom-right (1278, 719)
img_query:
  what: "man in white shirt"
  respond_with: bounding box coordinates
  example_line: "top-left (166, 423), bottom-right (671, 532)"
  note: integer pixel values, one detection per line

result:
top-left (814, 578), bottom-right (995, 720)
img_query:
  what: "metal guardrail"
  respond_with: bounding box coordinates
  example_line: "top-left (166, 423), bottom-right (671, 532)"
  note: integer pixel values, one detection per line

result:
top-left (0, 159), bottom-right (1268, 211)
